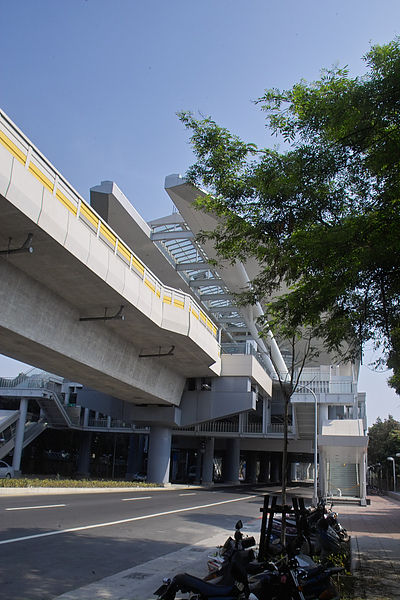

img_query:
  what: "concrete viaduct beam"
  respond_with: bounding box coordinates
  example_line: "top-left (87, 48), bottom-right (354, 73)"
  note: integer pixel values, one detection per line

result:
top-left (0, 258), bottom-right (186, 408)
top-left (0, 110), bottom-right (221, 416)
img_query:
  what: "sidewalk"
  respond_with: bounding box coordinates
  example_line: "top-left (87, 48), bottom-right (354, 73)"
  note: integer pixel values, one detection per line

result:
top-left (335, 494), bottom-right (400, 599)
top-left (51, 492), bottom-right (400, 600)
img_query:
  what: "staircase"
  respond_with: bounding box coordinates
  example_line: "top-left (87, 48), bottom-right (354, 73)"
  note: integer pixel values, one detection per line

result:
top-left (0, 412), bottom-right (48, 460)
top-left (294, 403), bottom-right (316, 439)
top-left (36, 392), bottom-right (73, 429)
top-left (0, 409), bottom-right (20, 433)
top-left (0, 410), bottom-right (20, 460)
top-left (327, 462), bottom-right (360, 499)
top-left (0, 373), bottom-right (74, 460)
top-left (0, 369), bottom-right (139, 466)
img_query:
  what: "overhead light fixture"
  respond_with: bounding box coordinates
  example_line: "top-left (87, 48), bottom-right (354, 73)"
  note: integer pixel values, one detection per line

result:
top-left (0, 233), bottom-right (34, 256)
top-left (79, 305), bottom-right (125, 322)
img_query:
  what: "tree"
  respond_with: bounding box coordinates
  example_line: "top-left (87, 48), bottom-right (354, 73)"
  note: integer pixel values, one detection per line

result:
top-left (178, 37), bottom-right (400, 390)
top-left (368, 415), bottom-right (400, 466)
top-left (270, 330), bottom-right (320, 516)
top-left (387, 326), bottom-right (400, 393)
top-left (368, 416), bottom-right (400, 489)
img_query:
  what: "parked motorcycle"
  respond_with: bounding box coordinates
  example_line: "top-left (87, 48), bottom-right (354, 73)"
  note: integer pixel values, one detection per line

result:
top-left (247, 555), bottom-right (343, 600)
top-left (154, 558), bottom-right (251, 600)
top-left (206, 520), bottom-right (259, 577)
top-left (155, 553), bottom-right (342, 600)
top-left (264, 500), bottom-right (348, 560)
top-left (155, 503), bottom-right (347, 600)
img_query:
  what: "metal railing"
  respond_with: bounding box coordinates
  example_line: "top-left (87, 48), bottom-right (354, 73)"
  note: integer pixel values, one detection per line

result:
top-left (242, 422), bottom-right (263, 434)
top-left (173, 420), bottom-right (292, 436)
top-left (88, 417), bottom-right (134, 430)
top-left (294, 380), bottom-right (356, 394)
top-left (197, 421), bottom-right (239, 433)
top-left (291, 369), bottom-right (357, 395)
top-left (0, 371), bottom-right (137, 432)
top-left (0, 368), bottom-right (63, 390)
top-left (221, 343), bottom-right (269, 371)
top-left (267, 423), bottom-right (293, 434)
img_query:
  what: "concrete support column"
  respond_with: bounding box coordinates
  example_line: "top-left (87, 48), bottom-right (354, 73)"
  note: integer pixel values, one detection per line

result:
top-left (360, 453), bottom-right (367, 506)
top-left (354, 394), bottom-right (359, 420)
top-left (195, 444), bottom-right (202, 484)
top-left (202, 438), bottom-right (215, 485)
top-left (147, 426), bottom-right (171, 485)
top-left (83, 408), bottom-right (90, 427)
top-left (247, 452), bottom-right (258, 484)
top-left (271, 453), bottom-right (282, 483)
top-left (76, 431), bottom-right (92, 478)
top-left (291, 461), bottom-right (298, 482)
top-left (319, 404), bottom-right (328, 431)
top-left (319, 453), bottom-right (327, 498)
top-left (263, 398), bottom-right (271, 434)
top-left (224, 438), bottom-right (240, 484)
top-left (125, 433), bottom-right (146, 480)
top-left (259, 454), bottom-right (270, 483)
top-left (12, 397), bottom-right (29, 477)
top-left (286, 457), bottom-right (292, 484)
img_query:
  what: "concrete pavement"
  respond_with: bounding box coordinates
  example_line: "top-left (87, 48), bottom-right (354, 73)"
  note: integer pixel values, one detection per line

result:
top-left (3, 484), bottom-right (399, 598)
top-left (53, 530), bottom-right (224, 600)
top-left (337, 493), bottom-right (400, 599)
top-left (51, 490), bottom-right (400, 600)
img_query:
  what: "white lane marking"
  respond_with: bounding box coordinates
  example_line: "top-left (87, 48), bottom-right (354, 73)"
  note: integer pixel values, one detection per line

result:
top-left (5, 504), bottom-right (67, 511)
top-left (179, 493), bottom-right (196, 496)
top-left (122, 496), bottom-right (152, 501)
top-left (0, 495), bottom-right (255, 545)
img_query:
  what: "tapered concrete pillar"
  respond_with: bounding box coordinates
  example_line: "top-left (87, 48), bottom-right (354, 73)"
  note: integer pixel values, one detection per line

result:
top-left (224, 438), bottom-right (240, 484)
top-left (286, 456), bottom-right (294, 484)
top-left (76, 431), bottom-right (92, 478)
top-left (12, 397), bottom-right (28, 477)
top-left (247, 452), bottom-right (258, 484)
top-left (271, 453), bottom-right (282, 483)
top-left (290, 461), bottom-right (298, 482)
top-left (147, 426), bottom-right (171, 484)
top-left (259, 454), bottom-right (270, 483)
top-left (202, 438), bottom-right (215, 485)
top-left (194, 444), bottom-right (202, 483)
top-left (83, 408), bottom-right (90, 427)
top-left (125, 433), bottom-right (146, 480)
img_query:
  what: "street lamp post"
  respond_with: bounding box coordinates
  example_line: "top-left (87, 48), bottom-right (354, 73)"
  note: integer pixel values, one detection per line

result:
top-left (387, 457), bottom-right (396, 492)
top-left (376, 463), bottom-right (381, 489)
top-left (393, 453), bottom-right (400, 492)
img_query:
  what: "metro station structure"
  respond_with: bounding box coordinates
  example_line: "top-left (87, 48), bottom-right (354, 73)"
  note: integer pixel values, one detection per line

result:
top-left (0, 108), bottom-right (368, 503)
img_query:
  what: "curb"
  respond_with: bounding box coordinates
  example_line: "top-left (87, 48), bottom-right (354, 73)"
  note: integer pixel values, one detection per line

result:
top-left (0, 486), bottom-right (166, 496)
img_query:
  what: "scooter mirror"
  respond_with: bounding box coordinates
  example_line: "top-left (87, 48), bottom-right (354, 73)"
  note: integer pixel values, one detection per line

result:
top-left (235, 520), bottom-right (243, 530)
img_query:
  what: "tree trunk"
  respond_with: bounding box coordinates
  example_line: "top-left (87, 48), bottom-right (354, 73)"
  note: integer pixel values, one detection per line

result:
top-left (281, 391), bottom-right (290, 547)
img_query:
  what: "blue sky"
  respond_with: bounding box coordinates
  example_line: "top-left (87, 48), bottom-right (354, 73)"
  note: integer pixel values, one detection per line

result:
top-left (1, 0), bottom-right (399, 425)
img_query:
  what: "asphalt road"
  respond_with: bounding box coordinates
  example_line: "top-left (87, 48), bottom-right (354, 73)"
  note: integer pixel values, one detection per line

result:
top-left (0, 485), bottom-right (264, 600)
